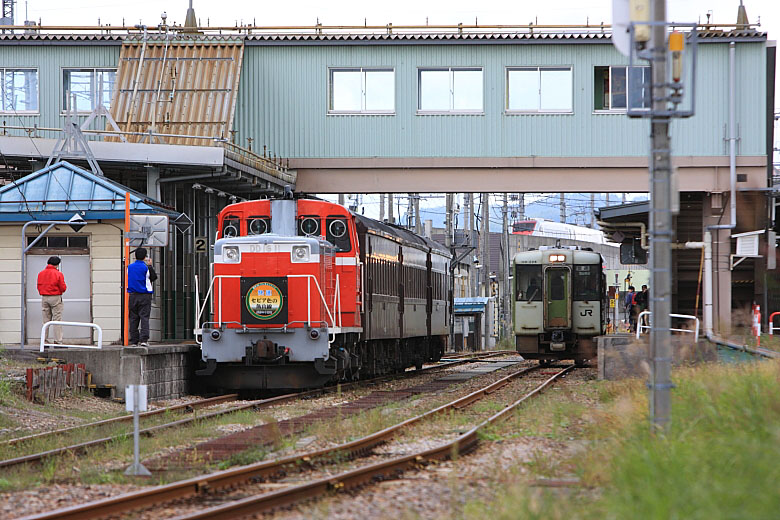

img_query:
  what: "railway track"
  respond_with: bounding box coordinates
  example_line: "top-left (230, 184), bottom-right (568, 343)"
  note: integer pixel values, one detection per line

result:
top-left (21, 362), bottom-right (572, 520)
top-left (0, 351), bottom-right (512, 470)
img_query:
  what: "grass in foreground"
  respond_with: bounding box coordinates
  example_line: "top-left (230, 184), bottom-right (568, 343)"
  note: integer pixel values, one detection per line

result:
top-left (462, 360), bottom-right (780, 520)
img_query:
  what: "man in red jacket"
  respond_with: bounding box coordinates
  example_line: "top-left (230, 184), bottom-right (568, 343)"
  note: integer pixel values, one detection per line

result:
top-left (37, 256), bottom-right (67, 344)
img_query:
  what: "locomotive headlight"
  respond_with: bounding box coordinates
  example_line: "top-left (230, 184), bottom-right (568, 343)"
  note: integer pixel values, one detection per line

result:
top-left (223, 246), bottom-right (241, 263)
top-left (549, 254), bottom-right (565, 263)
top-left (291, 245), bottom-right (310, 263)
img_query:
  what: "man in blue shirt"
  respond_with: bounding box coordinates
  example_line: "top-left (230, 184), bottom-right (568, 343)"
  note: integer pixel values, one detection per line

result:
top-left (127, 248), bottom-right (157, 346)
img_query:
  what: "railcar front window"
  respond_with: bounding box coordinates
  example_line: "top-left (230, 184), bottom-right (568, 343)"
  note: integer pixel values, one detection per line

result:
top-left (516, 264), bottom-right (542, 302)
top-left (573, 264), bottom-right (600, 301)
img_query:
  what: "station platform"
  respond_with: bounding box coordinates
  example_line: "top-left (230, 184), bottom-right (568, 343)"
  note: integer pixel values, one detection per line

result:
top-left (597, 334), bottom-right (717, 380)
top-left (28, 343), bottom-right (202, 401)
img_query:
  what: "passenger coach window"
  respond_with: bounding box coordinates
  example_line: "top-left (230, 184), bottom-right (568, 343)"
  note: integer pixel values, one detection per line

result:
top-left (326, 217), bottom-right (351, 252)
top-left (221, 215), bottom-right (240, 238)
top-left (248, 216), bottom-right (271, 235)
top-left (573, 265), bottom-right (600, 301)
top-left (516, 265), bottom-right (542, 302)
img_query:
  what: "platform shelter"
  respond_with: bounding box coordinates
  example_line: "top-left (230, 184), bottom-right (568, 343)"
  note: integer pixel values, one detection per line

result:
top-left (0, 161), bottom-right (181, 346)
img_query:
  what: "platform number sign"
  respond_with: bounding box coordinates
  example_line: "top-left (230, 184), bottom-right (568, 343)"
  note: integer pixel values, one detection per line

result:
top-left (194, 236), bottom-right (208, 254)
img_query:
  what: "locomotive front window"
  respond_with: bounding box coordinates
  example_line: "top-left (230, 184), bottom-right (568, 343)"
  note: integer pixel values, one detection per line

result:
top-left (326, 217), bottom-right (352, 252)
top-left (516, 264), bottom-right (542, 302)
top-left (221, 215), bottom-right (240, 238)
top-left (248, 216), bottom-right (271, 235)
top-left (573, 264), bottom-right (600, 301)
top-left (298, 216), bottom-right (321, 237)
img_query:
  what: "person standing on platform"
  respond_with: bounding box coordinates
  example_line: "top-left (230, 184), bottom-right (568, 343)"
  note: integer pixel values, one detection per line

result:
top-left (637, 284), bottom-right (650, 330)
top-left (127, 248), bottom-right (157, 347)
top-left (37, 256), bottom-right (67, 345)
top-left (625, 285), bottom-right (636, 332)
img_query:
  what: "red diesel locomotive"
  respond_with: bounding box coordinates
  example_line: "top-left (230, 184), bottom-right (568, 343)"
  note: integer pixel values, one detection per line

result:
top-left (195, 197), bottom-right (451, 390)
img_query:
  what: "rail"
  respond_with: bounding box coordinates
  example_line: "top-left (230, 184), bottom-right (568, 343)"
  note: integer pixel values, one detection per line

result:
top-left (636, 311), bottom-right (700, 343)
top-left (39, 321), bottom-right (103, 352)
top-left (768, 312), bottom-right (780, 335)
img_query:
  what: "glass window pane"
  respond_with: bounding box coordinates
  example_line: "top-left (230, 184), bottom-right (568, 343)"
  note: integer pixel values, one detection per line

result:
top-left (453, 69), bottom-right (483, 111)
top-left (419, 69), bottom-right (451, 111)
top-left (610, 66), bottom-right (627, 109)
top-left (516, 265), bottom-right (543, 302)
top-left (98, 69), bottom-right (116, 109)
top-left (2, 70), bottom-right (38, 112)
top-left (628, 66), bottom-right (651, 110)
top-left (68, 236), bottom-right (88, 249)
top-left (330, 70), bottom-right (362, 112)
top-left (64, 70), bottom-right (95, 111)
top-left (507, 69), bottom-right (539, 111)
top-left (48, 236), bottom-right (67, 248)
top-left (540, 68), bottom-right (572, 111)
top-left (364, 70), bottom-right (394, 112)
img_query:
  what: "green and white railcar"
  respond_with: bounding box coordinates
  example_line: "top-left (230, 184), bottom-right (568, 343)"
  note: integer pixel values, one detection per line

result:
top-left (513, 246), bottom-right (606, 363)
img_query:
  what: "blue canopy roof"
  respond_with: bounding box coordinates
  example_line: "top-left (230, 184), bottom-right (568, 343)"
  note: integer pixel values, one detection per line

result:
top-left (0, 161), bottom-right (177, 221)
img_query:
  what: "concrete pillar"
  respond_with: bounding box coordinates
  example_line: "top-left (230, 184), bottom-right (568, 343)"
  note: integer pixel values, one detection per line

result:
top-left (145, 165), bottom-right (160, 201)
top-left (703, 192), bottom-right (732, 334)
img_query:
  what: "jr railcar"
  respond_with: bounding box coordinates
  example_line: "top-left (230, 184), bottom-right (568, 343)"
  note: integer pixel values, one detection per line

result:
top-left (513, 246), bottom-right (606, 363)
top-left (195, 197), bottom-right (450, 390)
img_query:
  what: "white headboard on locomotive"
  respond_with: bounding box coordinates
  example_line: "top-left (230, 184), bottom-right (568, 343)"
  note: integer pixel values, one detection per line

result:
top-left (512, 246), bottom-right (605, 363)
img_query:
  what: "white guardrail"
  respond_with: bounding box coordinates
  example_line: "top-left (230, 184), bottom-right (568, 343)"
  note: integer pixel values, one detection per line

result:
top-left (636, 311), bottom-right (700, 343)
top-left (39, 321), bottom-right (103, 352)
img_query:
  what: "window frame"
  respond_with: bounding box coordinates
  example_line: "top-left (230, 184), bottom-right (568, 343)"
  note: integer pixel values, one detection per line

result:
top-left (417, 66), bottom-right (485, 115)
top-left (0, 67), bottom-right (40, 114)
top-left (594, 65), bottom-right (651, 113)
top-left (505, 66), bottom-right (574, 115)
top-left (61, 67), bottom-right (117, 114)
top-left (327, 67), bottom-right (396, 115)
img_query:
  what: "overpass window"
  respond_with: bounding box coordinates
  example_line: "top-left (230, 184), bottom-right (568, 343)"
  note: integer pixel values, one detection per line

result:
top-left (594, 66), bottom-right (650, 111)
top-left (62, 68), bottom-right (116, 112)
top-left (506, 67), bottom-right (572, 113)
top-left (418, 67), bottom-right (483, 113)
top-left (0, 69), bottom-right (39, 113)
top-left (329, 68), bottom-right (395, 114)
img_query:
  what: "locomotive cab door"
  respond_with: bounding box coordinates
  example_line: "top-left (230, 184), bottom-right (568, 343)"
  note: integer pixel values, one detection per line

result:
top-left (544, 266), bottom-right (571, 329)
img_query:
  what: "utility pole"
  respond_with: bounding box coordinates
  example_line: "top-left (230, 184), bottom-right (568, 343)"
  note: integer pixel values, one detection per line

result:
top-left (649, 0), bottom-right (673, 433)
top-left (468, 193), bottom-right (476, 297)
top-left (413, 194), bottom-right (422, 234)
top-left (502, 193), bottom-right (510, 342)
top-left (481, 193), bottom-right (490, 349)
top-left (559, 193), bottom-right (566, 223)
top-left (338, 194), bottom-right (345, 206)
top-left (518, 193), bottom-right (525, 220)
top-left (379, 194), bottom-right (385, 221)
top-left (590, 192), bottom-right (596, 227)
top-left (388, 193), bottom-right (394, 224)
top-left (446, 193), bottom-right (454, 350)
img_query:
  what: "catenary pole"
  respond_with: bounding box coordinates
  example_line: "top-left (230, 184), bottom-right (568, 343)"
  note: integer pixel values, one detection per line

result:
top-left (649, 0), bottom-right (673, 432)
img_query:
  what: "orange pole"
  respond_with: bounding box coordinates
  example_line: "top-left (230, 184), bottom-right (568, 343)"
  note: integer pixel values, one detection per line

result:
top-left (123, 193), bottom-right (130, 346)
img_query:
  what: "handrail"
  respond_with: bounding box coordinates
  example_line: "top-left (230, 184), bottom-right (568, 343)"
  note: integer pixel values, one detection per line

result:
top-left (195, 274), bottom-right (342, 337)
top-left (636, 311), bottom-right (700, 343)
top-left (39, 321), bottom-right (103, 352)
top-left (769, 312), bottom-right (780, 335)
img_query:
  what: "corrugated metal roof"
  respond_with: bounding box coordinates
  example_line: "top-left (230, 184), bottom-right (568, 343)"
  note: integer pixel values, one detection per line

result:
top-left (0, 161), bottom-right (177, 220)
top-left (0, 30), bottom-right (766, 45)
top-left (108, 37), bottom-right (244, 146)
